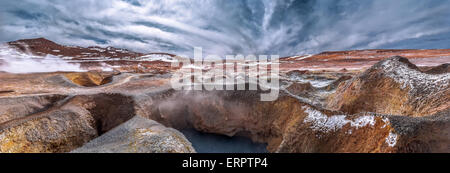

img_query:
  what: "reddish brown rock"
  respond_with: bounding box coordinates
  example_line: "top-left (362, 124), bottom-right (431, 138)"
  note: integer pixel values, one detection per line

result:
top-left (0, 38), bottom-right (448, 153)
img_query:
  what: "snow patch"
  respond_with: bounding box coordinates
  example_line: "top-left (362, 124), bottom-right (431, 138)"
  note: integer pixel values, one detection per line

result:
top-left (0, 133), bottom-right (5, 141)
top-left (350, 116), bottom-right (376, 129)
top-left (302, 106), bottom-right (376, 134)
top-left (139, 54), bottom-right (177, 62)
top-left (290, 75), bottom-right (335, 88)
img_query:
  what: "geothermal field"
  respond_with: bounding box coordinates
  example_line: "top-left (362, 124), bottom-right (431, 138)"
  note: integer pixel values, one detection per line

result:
top-left (0, 38), bottom-right (448, 153)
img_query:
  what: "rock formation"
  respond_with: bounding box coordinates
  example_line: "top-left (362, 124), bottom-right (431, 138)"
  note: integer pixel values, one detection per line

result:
top-left (327, 56), bottom-right (449, 117)
top-left (0, 38), bottom-right (448, 153)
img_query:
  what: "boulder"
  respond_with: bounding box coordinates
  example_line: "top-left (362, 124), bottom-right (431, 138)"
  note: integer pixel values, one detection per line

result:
top-left (72, 116), bottom-right (196, 153)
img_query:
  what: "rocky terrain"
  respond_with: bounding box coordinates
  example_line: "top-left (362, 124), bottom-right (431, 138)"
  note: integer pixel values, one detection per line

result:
top-left (0, 38), bottom-right (448, 153)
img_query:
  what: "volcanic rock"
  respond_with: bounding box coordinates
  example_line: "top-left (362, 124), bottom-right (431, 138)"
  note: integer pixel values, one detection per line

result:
top-left (72, 116), bottom-right (195, 153)
top-left (64, 71), bottom-right (117, 87)
top-left (276, 105), bottom-right (449, 153)
top-left (138, 89), bottom-right (448, 153)
top-left (327, 56), bottom-right (449, 117)
top-left (425, 63), bottom-right (449, 74)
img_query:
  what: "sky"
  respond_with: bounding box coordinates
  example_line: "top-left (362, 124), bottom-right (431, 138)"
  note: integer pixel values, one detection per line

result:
top-left (0, 0), bottom-right (449, 57)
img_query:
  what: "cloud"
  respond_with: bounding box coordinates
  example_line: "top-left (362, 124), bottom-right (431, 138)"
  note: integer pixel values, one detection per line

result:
top-left (0, 0), bottom-right (449, 57)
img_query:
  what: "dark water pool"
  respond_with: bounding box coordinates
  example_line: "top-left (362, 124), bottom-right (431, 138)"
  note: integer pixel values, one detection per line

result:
top-left (180, 129), bottom-right (268, 153)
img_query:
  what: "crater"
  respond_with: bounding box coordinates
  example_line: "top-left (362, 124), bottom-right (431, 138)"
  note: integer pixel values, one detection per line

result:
top-left (64, 71), bottom-right (116, 87)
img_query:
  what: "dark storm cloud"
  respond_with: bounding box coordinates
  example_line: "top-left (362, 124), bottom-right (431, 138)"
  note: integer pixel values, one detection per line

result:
top-left (0, 0), bottom-right (449, 57)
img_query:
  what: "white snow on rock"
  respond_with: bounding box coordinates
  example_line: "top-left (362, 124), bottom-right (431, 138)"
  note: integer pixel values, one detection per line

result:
top-left (302, 106), bottom-right (376, 134)
top-left (139, 54), bottom-right (177, 62)
top-left (385, 131), bottom-right (398, 147)
top-left (379, 58), bottom-right (450, 97)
